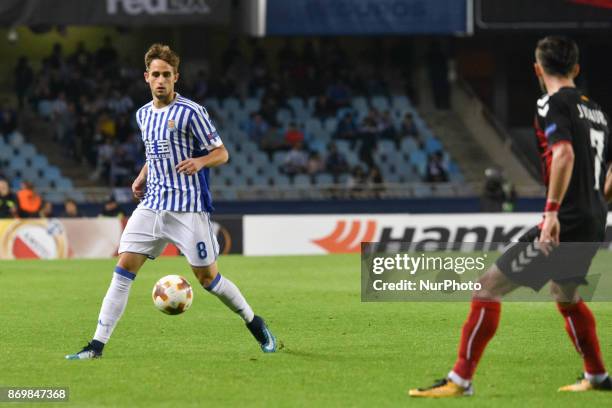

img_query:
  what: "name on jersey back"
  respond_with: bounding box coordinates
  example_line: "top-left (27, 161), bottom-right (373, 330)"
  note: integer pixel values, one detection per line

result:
top-left (577, 104), bottom-right (607, 126)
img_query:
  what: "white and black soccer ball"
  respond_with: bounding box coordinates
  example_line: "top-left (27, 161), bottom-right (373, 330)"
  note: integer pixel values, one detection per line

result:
top-left (152, 275), bottom-right (193, 315)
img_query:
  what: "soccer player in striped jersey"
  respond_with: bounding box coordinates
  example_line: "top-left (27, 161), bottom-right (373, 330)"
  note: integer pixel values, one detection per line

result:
top-left (66, 44), bottom-right (276, 360)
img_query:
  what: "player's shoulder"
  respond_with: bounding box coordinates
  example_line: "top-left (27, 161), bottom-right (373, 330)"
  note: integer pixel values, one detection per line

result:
top-left (175, 95), bottom-right (207, 115)
top-left (136, 101), bottom-right (154, 116)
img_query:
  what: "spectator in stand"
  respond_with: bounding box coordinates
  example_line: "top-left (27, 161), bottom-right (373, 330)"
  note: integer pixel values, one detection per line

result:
top-left (284, 122), bottom-right (304, 148)
top-left (192, 69), bottom-right (209, 102)
top-left (96, 35), bottom-right (119, 69)
top-left (334, 112), bottom-right (358, 144)
top-left (61, 199), bottom-right (80, 218)
top-left (425, 151), bottom-right (449, 182)
top-left (96, 138), bottom-right (115, 182)
top-left (357, 113), bottom-right (380, 168)
top-left (0, 179), bottom-right (18, 218)
top-left (69, 41), bottom-right (92, 75)
top-left (14, 56), bottom-right (34, 109)
top-left (400, 112), bottom-right (419, 140)
top-left (259, 124), bottom-right (286, 160)
top-left (326, 79), bottom-right (351, 111)
top-left (246, 112), bottom-right (269, 146)
top-left (281, 143), bottom-right (308, 177)
top-left (307, 152), bottom-right (325, 176)
top-left (16, 181), bottom-right (43, 218)
top-left (346, 165), bottom-right (368, 197)
top-left (379, 110), bottom-right (397, 142)
top-left (40, 201), bottom-right (54, 218)
top-left (313, 95), bottom-right (336, 120)
top-left (368, 166), bottom-right (385, 197)
top-left (107, 89), bottom-right (134, 116)
top-left (100, 196), bottom-right (124, 218)
top-left (325, 142), bottom-right (349, 181)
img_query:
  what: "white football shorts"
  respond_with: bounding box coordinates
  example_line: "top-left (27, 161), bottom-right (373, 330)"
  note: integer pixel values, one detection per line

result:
top-left (119, 207), bottom-right (219, 267)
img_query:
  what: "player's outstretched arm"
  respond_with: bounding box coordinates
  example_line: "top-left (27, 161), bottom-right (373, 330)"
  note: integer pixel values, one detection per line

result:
top-left (604, 167), bottom-right (612, 203)
top-left (132, 163), bottom-right (148, 200)
top-left (176, 145), bottom-right (229, 176)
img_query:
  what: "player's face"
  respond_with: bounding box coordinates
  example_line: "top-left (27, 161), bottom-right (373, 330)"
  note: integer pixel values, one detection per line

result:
top-left (145, 59), bottom-right (179, 101)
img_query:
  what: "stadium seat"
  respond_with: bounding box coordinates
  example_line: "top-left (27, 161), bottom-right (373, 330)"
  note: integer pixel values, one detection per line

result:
top-left (315, 173), bottom-right (334, 186)
top-left (305, 119), bottom-right (323, 135)
top-left (400, 137), bottom-right (418, 153)
top-left (424, 137), bottom-right (444, 154)
top-left (223, 97), bottom-right (241, 114)
top-left (243, 97), bottom-right (260, 113)
top-left (8, 156), bottom-right (27, 172)
top-left (204, 97), bottom-right (221, 112)
top-left (371, 96), bottom-right (390, 111)
top-left (287, 97), bottom-right (305, 114)
top-left (274, 174), bottom-right (291, 186)
top-left (323, 117), bottom-right (338, 134)
top-left (55, 178), bottom-right (74, 190)
top-left (292, 174), bottom-right (311, 187)
top-left (15, 143), bottom-right (37, 158)
top-left (409, 150), bottom-right (428, 176)
top-left (8, 132), bottom-right (24, 147)
top-left (351, 96), bottom-right (368, 113)
top-left (276, 108), bottom-right (293, 125)
top-left (391, 95), bottom-right (411, 111)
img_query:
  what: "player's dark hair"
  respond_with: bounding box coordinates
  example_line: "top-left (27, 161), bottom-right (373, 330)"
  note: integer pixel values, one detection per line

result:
top-left (145, 43), bottom-right (180, 73)
top-left (536, 36), bottom-right (579, 77)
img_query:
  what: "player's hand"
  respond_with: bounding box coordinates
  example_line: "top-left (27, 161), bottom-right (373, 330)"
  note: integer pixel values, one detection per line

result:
top-left (132, 176), bottom-right (147, 200)
top-left (538, 212), bottom-right (560, 256)
top-left (176, 158), bottom-right (204, 176)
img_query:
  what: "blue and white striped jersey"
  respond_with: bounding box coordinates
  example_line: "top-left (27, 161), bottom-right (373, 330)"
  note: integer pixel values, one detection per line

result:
top-left (135, 94), bottom-right (222, 212)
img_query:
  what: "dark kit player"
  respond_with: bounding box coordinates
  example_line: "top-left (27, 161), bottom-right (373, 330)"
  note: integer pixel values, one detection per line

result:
top-left (410, 36), bottom-right (611, 397)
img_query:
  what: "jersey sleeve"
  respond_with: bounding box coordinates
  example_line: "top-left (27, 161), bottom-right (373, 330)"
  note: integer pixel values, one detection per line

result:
top-left (188, 105), bottom-right (223, 151)
top-left (544, 95), bottom-right (573, 147)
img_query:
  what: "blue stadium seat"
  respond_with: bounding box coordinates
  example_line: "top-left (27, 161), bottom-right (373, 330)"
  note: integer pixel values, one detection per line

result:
top-left (276, 108), bottom-right (293, 125)
top-left (15, 143), bottom-right (36, 158)
top-left (424, 137), bottom-right (444, 154)
top-left (400, 137), bottom-right (418, 153)
top-left (305, 119), bottom-right (323, 135)
top-left (287, 97), bottom-right (305, 114)
top-left (44, 166), bottom-right (61, 182)
top-left (223, 97), bottom-right (240, 114)
top-left (32, 154), bottom-right (49, 169)
top-left (8, 132), bottom-right (24, 147)
top-left (409, 150), bottom-right (427, 176)
top-left (315, 173), bottom-right (334, 186)
top-left (243, 97), bottom-right (260, 113)
top-left (274, 174), bottom-right (291, 186)
top-left (8, 156), bottom-right (27, 172)
top-left (204, 97), bottom-right (221, 113)
top-left (391, 95), bottom-right (413, 111)
top-left (293, 174), bottom-right (311, 187)
top-left (55, 178), bottom-right (74, 190)
top-left (323, 117), bottom-right (338, 134)
top-left (351, 97), bottom-right (368, 113)
top-left (371, 96), bottom-right (390, 111)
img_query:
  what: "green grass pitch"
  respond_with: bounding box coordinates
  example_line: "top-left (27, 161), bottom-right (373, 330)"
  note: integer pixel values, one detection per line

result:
top-left (1, 254), bottom-right (611, 407)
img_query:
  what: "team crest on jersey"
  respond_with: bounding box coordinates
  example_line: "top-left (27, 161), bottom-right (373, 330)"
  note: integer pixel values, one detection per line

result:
top-left (167, 119), bottom-right (177, 133)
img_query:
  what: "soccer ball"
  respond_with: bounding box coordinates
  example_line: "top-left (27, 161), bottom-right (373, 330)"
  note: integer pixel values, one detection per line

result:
top-left (152, 275), bottom-right (193, 315)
